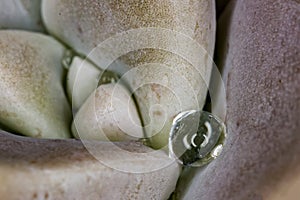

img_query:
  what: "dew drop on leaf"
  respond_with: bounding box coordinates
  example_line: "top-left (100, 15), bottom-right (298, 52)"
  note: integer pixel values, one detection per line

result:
top-left (169, 110), bottom-right (226, 167)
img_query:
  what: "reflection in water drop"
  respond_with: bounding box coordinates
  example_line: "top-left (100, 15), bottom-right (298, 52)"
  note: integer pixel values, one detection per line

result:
top-left (169, 110), bottom-right (226, 167)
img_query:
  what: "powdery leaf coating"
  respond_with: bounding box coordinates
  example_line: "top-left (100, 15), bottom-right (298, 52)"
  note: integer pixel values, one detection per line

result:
top-left (175, 0), bottom-right (300, 199)
top-left (72, 83), bottom-right (144, 141)
top-left (0, 0), bottom-right (44, 31)
top-left (66, 56), bottom-right (102, 112)
top-left (42, 0), bottom-right (215, 56)
top-left (0, 130), bottom-right (181, 200)
top-left (42, 0), bottom-right (216, 148)
top-left (0, 30), bottom-right (71, 138)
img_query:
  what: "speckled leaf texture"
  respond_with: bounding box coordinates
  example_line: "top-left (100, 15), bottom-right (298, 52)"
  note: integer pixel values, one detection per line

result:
top-left (175, 0), bottom-right (300, 199)
top-left (0, 131), bottom-right (181, 200)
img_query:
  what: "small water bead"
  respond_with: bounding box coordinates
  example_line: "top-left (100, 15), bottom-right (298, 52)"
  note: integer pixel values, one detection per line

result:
top-left (98, 70), bottom-right (119, 86)
top-left (169, 110), bottom-right (226, 167)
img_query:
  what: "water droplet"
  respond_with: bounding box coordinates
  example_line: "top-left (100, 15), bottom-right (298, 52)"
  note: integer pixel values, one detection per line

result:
top-left (169, 110), bottom-right (226, 167)
top-left (138, 138), bottom-right (151, 146)
top-left (98, 70), bottom-right (119, 86)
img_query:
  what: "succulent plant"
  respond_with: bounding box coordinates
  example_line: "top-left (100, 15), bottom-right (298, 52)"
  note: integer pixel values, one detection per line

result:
top-left (0, 0), bottom-right (299, 200)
